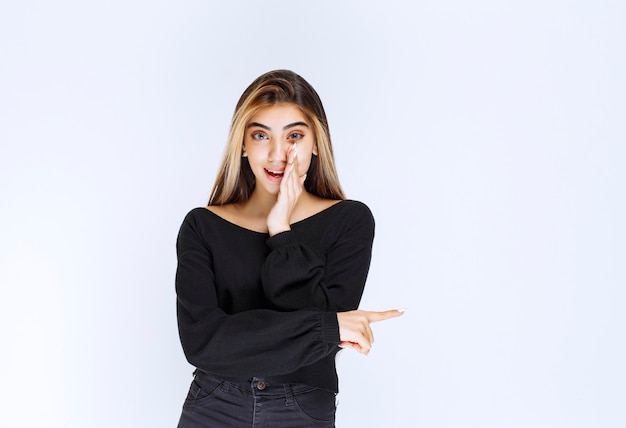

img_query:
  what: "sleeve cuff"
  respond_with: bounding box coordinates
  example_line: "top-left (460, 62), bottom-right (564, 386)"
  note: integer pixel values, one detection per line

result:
top-left (266, 230), bottom-right (298, 250)
top-left (321, 311), bottom-right (340, 345)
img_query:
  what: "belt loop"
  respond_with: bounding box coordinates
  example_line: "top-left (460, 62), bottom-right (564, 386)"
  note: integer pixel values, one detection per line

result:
top-left (284, 384), bottom-right (294, 407)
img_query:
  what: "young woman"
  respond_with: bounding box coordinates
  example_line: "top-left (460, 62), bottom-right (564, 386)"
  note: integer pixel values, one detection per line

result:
top-left (175, 70), bottom-right (403, 427)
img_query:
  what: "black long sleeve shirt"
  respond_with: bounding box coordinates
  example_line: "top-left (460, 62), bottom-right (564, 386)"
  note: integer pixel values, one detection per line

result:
top-left (175, 200), bottom-right (374, 392)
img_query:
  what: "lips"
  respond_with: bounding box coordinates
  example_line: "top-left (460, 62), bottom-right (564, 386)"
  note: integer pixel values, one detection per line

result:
top-left (264, 168), bottom-right (285, 181)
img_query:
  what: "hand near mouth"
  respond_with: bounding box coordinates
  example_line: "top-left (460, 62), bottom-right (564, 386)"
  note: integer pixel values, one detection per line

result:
top-left (267, 143), bottom-right (307, 236)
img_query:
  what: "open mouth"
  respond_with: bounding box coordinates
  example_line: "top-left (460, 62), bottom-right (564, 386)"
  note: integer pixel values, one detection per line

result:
top-left (265, 168), bottom-right (285, 180)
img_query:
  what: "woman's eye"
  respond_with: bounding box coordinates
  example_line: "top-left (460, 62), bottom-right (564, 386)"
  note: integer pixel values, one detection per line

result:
top-left (251, 132), bottom-right (268, 141)
top-left (288, 132), bottom-right (303, 140)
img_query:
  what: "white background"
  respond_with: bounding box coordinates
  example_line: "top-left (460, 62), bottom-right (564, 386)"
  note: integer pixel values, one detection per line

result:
top-left (1, 1), bottom-right (625, 427)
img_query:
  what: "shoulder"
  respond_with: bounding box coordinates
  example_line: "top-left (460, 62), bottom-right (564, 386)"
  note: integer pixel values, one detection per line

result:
top-left (316, 200), bottom-right (375, 241)
top-left (177, 206), bottom-right (242, 252)
top-left (331, 200), bottom-right (375, 227)
top-left (181, 207), bottom-right (213, 226)
top-left (178, 207), bottom-right (221, 240)
top-left (338, 199), bottom-right (373, 217)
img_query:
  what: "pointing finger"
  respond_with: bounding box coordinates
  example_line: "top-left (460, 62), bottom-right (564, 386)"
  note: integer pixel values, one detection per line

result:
top-left (366, 309), bottom-right (405, 323)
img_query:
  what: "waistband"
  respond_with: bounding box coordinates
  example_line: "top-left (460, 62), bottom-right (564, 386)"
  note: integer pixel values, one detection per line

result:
top-left (193, 369), bottom-right (329, 397)
top-left (191, 354), bottom-right (340, 393)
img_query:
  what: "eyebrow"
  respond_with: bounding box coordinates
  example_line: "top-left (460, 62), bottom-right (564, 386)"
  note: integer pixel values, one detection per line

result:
top-left (247, 121), bottom-right (309, 131)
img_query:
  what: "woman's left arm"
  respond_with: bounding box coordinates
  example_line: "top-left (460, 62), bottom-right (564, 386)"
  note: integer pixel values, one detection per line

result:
top-left (261, 201), bottom-right (374, 312)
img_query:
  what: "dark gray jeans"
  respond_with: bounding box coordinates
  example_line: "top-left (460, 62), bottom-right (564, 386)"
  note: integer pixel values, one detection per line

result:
top-left (177, 370), bottom-right (336, 427)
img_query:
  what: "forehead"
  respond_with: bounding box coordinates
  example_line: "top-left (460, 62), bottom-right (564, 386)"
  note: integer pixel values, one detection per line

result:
top-left (248, 103), bottom-right (309, 126)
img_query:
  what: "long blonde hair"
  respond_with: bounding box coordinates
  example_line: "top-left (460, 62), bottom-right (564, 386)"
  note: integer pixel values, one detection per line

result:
top-left (208, 70), bottom-right (345, 205)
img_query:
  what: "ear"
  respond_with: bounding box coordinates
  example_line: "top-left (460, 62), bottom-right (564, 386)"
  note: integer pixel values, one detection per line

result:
top-left (312, 144), bottom-right (318, 156)
top-left (242, 145), bottom-right (247, 157)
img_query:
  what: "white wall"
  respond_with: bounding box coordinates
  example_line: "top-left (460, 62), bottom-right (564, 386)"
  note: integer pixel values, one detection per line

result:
top-left (1, 1), bottom-right (624, 427)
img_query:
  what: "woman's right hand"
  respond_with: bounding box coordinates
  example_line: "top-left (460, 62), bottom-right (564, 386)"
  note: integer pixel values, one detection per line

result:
top-left (337, 309), bottom-right (404, 355)
top-left (267, 143), bottom-right (306, 236)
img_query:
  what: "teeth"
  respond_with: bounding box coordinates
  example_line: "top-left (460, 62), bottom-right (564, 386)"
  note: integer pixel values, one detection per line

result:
top-left (267, 169), bottom-right (284, 175)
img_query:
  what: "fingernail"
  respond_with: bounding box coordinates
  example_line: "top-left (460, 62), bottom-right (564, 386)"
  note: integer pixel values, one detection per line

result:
top-left (397, 308), bottom-right (407, 313)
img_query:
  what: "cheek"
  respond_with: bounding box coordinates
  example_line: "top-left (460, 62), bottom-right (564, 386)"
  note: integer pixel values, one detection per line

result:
top-left (246, 149), bottom-right (265, 165)
top-left (297, 154), bottom-right (313, 174)
top-left (246, 157), bottom-right (267, 179)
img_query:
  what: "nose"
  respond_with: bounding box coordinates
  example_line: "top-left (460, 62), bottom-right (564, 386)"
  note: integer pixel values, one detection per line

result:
top-left (268, 140), bottom-right (289, 163)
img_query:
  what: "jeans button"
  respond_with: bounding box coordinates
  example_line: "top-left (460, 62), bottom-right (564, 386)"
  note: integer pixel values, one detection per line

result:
top-left (257, 381), bottom-right (266, 390)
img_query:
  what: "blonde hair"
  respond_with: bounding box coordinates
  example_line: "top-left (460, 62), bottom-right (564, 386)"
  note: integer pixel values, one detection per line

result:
top-left (208, 70), bottom-right (345, 205)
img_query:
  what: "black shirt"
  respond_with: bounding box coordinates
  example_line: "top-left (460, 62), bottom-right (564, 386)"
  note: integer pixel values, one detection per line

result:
top-left (175, 200), bottom-right (375, 392)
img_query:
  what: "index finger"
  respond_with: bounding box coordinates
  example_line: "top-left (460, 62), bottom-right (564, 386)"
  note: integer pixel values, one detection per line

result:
top-left (365, 309), bottom-right (405, 323)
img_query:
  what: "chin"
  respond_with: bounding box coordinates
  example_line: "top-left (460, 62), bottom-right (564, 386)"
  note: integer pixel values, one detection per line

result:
top-left (257, 182), bottom-right (280, 196)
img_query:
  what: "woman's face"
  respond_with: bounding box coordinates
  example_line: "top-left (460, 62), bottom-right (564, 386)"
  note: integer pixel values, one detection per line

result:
top-left (243, 103), bottom-right (317, 195)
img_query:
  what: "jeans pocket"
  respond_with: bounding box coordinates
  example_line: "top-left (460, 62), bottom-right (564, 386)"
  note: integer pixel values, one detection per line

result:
top-left (183, 373), bottom-right (223, 407)
top-left (292, 386), bottom-right (337, 423)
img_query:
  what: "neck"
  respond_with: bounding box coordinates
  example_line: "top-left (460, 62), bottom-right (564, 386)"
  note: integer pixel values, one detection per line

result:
top-left (241, 188), bottom-right (314, 219)
top-left (245, 189), bottom-right (278, 217)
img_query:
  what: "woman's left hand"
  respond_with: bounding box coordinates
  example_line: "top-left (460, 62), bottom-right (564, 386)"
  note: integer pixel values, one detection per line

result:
top-left (267, 143), bottom-right (307, 236)
top-left (337, 309), bottom-right (404, 355)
